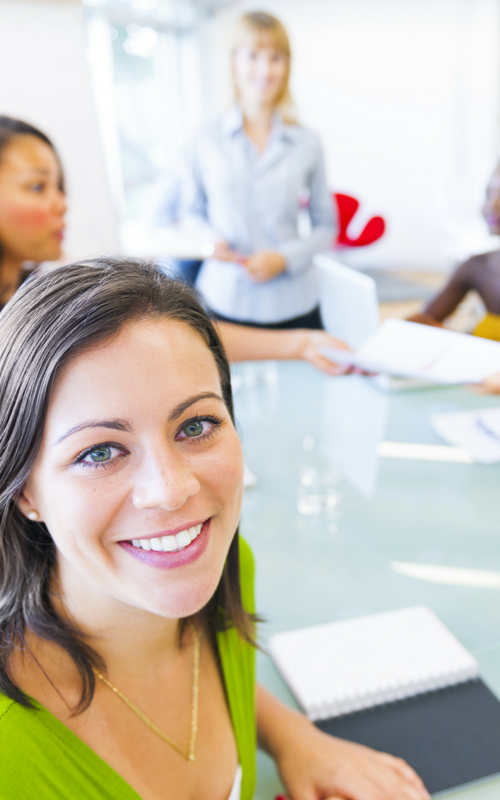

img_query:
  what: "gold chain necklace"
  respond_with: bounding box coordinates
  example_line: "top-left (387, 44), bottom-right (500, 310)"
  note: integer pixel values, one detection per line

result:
top-left (92, 621), bottom-right (200, 763)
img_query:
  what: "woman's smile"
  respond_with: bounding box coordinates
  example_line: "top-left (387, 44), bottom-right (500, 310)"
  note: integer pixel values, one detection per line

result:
top-left (119, 518), bottom-right (212, 569)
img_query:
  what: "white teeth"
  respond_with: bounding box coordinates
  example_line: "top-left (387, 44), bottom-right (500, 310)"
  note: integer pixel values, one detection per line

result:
top-left (132, 523), bottom-right (204, 553)
top-left (161, 535), bottom-right (177, 552)
top-left (189, 525), bottom-right (202, 541)
top-left (176, 530), bottom-right (191, 548)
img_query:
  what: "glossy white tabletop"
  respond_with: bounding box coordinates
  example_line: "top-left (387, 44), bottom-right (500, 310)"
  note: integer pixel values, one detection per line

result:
top-left (231, 362), bottom-right (500, 799)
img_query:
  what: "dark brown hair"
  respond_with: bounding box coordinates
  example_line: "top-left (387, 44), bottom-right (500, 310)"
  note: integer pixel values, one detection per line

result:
top-left (0, 257), bottom-right (252, 711)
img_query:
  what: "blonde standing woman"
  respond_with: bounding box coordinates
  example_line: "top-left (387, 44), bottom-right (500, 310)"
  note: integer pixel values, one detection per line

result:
top-left (179, 11), bottom-right (335, 329)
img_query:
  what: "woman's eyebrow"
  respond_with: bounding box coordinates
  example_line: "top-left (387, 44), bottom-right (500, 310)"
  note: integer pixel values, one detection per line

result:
top-left (54, 419), bottom-right (132, 445)
top-left (168, 392), bottom-right (224, 422)
top-left (22, 167), bottom-right (51, 176)
top-left (53, 394), bottom-right (224, 445)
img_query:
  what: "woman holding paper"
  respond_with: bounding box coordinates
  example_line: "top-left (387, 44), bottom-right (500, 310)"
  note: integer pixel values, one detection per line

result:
top-left (0, 258), bottom-right (428, 800)
top-left (179, 11), bottom-right (335, 329)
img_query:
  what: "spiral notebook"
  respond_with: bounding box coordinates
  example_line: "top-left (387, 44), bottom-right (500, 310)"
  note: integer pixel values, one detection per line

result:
top-left (269, 607), bottom-right (500, 795)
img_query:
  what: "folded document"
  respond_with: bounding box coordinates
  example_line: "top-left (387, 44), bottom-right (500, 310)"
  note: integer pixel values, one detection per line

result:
top-left (321, 319), bottom-right (500, 384)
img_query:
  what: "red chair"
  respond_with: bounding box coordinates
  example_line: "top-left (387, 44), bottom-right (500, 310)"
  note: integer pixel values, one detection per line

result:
top-left (333, 192), bottom-right (385, 248)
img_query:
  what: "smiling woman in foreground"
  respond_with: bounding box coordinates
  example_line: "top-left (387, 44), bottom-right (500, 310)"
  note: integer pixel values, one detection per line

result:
top-left (0, 259), bottom-right (428, 800)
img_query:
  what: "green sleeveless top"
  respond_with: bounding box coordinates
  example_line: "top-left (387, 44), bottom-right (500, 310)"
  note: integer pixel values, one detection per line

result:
top-left (0, 537), bottom-right (256, 800)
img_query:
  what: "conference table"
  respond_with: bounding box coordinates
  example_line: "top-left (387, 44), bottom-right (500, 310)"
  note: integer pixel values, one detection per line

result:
top-left (231, 361), bottom-right (500, 799)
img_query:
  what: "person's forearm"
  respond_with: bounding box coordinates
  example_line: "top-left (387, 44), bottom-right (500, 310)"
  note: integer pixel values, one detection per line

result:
top-left (216, 322), bottom-right (309, 363)
top-left (423, 267), bottom-right (471, 322)
top-left (256, 682), bottom-right (310, 758)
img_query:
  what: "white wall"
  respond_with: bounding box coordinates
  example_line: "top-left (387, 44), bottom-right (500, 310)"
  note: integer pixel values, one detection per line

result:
top-left (0, 1), bottom-right (118, 261)
top-left (200, 0), bottom-right (500, 271)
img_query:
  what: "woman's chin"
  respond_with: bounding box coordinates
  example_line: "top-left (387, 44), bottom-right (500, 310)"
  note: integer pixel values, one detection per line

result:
top-left (140, 576), bottom-right (221, 620)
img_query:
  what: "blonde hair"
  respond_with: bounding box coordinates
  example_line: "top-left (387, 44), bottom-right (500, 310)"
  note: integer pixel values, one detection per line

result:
top-left (231, 11), bottom-right (297, 124)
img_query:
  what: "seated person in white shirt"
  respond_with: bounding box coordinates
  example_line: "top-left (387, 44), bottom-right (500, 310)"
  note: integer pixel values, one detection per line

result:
top-left (178, 11), bottom-right (335, 330)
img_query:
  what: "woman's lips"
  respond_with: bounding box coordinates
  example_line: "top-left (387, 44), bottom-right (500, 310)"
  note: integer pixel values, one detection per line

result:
top-left (119, 518), bottom-right (211, 569)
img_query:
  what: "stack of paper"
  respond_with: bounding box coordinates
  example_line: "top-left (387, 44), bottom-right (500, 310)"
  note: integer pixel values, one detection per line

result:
top-left (432, 407), bottom-right (500, 463)
top-left (321, 319), bottom-right (500, 384)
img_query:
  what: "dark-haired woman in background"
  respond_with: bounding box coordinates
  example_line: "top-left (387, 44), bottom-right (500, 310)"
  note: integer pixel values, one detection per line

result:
top-left (0, 258), bottom-right (428, 800)
top-left (0, 115), bottom-right (66, 309)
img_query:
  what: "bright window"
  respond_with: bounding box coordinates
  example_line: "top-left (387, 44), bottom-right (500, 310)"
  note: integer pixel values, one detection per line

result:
top-left (84, 0), bottom-right (204, 218)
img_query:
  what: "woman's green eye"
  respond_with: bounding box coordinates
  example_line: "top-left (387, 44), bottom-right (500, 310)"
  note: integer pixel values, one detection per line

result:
top-left (76, 443), bottom-right (125, 469)
top-left (183, 421), bottom-right (204, 437)
top-left (176, 418), bottom-right (220, 442)
top-left (89, 446), bottom-right (112, 462)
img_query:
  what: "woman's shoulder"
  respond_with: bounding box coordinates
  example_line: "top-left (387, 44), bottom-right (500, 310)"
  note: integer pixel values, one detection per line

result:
top-left (282, 121), bottom-right (321, 142)
top-left (0, 691), bottom-right (26, 734)
top-left (238, 535), bottom-right (254, 572)
top-left (238, 535), bottom-right (255, 610)
top-left (0, 693), bottom-right (54, 754)
top-left (191, 109), bottom-right (241, 145)
top-left (281, 123), bottom-right (324, 161)
top-left (0, 692), bottom-right (140, 798)
top-left (452, 251), bottom-right (497, 282)
top-left (0, 693), bottom-right (47, 775)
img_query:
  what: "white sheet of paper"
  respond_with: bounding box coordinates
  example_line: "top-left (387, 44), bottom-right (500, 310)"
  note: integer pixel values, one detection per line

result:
top-left (431, 407), bottom-right (500, 463)
top-left (321, 319), bottom-right (500, 384)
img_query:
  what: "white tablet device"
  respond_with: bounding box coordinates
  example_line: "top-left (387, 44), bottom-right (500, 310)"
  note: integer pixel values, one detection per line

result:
top-left (315, 254), bottom-right (379, 349)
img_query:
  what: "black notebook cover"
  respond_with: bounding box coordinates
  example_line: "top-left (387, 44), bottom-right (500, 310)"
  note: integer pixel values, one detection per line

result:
top-left (316, 679), bottom-right (500, 795)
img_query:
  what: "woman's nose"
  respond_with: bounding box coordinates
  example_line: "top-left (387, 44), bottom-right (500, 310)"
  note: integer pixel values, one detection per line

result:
top-left (132, 452), bottom-right (201, 511)
top-left (256, 55), bottom-right (272, 76)
top-left (56, 192), bottom-right (68, 216)
top-left (50, 188), bottom-right (67, 217)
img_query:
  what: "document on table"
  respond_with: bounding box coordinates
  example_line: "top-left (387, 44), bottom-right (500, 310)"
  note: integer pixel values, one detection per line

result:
top-left (320, 319), bottom-right (500, 384)
top-left (432, 407), bottom-right (500, 463)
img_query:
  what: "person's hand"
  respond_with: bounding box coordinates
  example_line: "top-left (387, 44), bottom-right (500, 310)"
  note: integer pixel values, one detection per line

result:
top-left (469, 371), bottom-right (500, 394)
top-left (241, 250), bottom-right (286, 282)
top-left (407, 312), bottom-right (443, 328)
top-left (294, 330), bottom-right (353, 376)
top-left (274, 718), bottom-right (429, 800)
top-left (213, 240), bottom-right (243, 262)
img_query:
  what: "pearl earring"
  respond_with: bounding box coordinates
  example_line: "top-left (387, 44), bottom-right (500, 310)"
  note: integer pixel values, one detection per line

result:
top-left (27, 511), bottom-right (40, 522)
